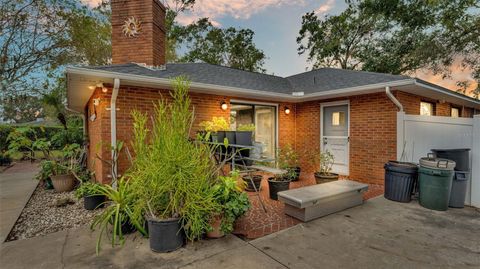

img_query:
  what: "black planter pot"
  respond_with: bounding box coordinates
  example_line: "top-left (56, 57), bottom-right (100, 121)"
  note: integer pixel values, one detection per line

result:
top-left (243, 175), bottom-right (262, 192)
top-left (224, 131), bottom-right (236, 163)
top-left (288, 167), bottom-right (301, 181)
top-left (121, 221), bottom-right (136, 235)
top-left (268, 178), bottom-right (290, 200)
top-left (224, 131), bottom-right (236, 145)
top-left (83, 195), bottom-right (105, 210)
top-left (236, 131), bottom-right (253, 166)
top-left (148, 218), bottom-right (184, 253)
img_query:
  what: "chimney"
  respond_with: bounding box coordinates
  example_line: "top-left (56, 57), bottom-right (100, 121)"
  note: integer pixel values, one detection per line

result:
top-left (111, 0), bottom-right (166, 66)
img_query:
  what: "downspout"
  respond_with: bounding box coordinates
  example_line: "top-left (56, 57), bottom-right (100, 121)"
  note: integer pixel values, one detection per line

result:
top-left (111, 78), bottom-right (120, 184)
top-left (385, 86), bottom-right (403, 112)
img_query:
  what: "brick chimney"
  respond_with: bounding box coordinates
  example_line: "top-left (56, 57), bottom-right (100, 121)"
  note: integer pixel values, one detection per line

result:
top-left (111, 0), bottom-right (166, 66)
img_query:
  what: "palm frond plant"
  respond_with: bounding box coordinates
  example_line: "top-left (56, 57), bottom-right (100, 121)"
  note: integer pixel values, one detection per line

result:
top-left (90, 177), bottom-right (146, 255)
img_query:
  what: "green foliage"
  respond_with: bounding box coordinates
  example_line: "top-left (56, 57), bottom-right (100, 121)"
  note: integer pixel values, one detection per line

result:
top-left (172, 18), bottom-right (266, 72)
top-left (199, 117), bottom-right (230, 132)
top-left (75, 182), bottom-right (102, 199)
top-left (319, 151), bottom-right (335, 175)
top-left (0, 94), bottom-right (44, 123)
top-left (211, 173), bottom-right (250, 234)
top-left (237, 124), bottom-right (255, 132)
top-left (298, 0), bottom-right (480, 98)
top-left (128, 77), bottom-right (221, 241)
top-left (91, 178), bottom-right (145, 255)
top-left (277, 144), bottom-right (299, 169)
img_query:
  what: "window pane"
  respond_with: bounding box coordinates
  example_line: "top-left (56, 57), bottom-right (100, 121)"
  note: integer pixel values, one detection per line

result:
top-left (332, 111), bottom-right (345, 126)
top-left (420, 102), bottom-right (433, 116)
top-left (451, 107), bottom-right (459, 118)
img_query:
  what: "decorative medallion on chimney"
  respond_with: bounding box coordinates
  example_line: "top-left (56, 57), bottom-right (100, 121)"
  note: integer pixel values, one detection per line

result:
top-left (122, 17), bottom-right (142, 37)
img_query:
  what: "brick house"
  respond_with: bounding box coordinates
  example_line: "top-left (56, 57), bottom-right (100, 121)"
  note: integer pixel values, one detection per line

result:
top-left (66, 0), bottom-right (480, 185)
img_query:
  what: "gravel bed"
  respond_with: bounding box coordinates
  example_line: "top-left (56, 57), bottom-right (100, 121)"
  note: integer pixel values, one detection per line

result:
top-left (6, 184), bottom-right (104, 241)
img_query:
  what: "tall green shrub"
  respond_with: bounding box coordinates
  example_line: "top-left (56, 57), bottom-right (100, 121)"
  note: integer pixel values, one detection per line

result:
top-left (129, 77), bottom-right (220, 241)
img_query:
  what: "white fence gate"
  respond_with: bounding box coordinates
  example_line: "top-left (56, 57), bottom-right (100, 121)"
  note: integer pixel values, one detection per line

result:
top-left (397, 113), bottom-right (480, 207)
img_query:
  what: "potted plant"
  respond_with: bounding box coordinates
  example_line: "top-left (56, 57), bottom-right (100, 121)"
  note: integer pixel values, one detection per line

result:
top-left (208, 173), bottom-right (250, 238)
top-left (129, 78), bottom-right (221, 253)
top-left (267, 173), bottom-right (291, 200)
top-left (36, 159), bottom-right (55, 189)
top-left (242, 173), bottom-right (263, 192)
top-left (277, 144), bottom-right (301, 181)
top-left (314, 150), bottom-right (339, 184)
top-left (90, 178), bottom-right (146, 255)
top-left (75, 181), bottom-right (105, 210)
top-left (199, 116), bottom-right (230, 143)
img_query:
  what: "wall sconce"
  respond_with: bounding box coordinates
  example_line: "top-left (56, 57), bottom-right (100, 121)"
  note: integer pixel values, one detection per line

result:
top-left (220, 100), bottom-right (228, 111)
top-left (93, 98), bottom-right (101, 106)
top-left (284, 106), bottom-right (291, 115)
top-left (96, 83), bottom-right (108, 93)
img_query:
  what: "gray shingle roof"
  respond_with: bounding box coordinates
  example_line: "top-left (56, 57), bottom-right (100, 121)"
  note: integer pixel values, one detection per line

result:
top-left (86, 62), bottom-right (409, 94)
top-left (286, 68), bottom-right (410, 94)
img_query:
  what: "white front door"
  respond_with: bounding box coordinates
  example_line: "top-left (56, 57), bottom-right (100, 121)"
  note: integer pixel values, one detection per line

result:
top-left (321, 101), bottom-right (350, 175)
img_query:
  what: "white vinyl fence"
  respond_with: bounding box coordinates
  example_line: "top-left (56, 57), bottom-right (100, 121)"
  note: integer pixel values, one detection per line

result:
top-left (397, 112), bottom-right (480, 207)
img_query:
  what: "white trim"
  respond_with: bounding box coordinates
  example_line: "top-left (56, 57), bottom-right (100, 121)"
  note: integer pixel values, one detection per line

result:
top-left (230, 99), bottom-right (279, 157)
top-left (320, 100), bottom-right (350, 175)
top-left (415, 81), bottom-right (480, 105)
top-left (303, 79), bottom-right (415, 101)
top-left (110, 78), bottom-right (120, 185)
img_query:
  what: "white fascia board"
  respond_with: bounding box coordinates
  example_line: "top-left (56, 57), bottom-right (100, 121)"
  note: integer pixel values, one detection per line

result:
top-left (414, 80), bottom-right (480, 106)
top-left (66, 67), bottom-right (479, 109)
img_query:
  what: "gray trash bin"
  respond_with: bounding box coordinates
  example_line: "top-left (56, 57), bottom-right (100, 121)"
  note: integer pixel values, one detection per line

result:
top-left (449, 171), bottom-right (470, 208)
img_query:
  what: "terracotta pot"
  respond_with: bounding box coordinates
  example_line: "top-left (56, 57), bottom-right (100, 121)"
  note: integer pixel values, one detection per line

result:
top-left (314, 172), bottom-right (339, 184)
top-left (51, 174), bottom-right (76, 192)
top-left (207, 215), bottom-right (224, 238)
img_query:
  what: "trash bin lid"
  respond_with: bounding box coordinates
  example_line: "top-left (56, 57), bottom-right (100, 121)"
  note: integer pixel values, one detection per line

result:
top-left (431, 148), bottom-right (471, 152)
top-left (419, 157), bottom-right (456, 170)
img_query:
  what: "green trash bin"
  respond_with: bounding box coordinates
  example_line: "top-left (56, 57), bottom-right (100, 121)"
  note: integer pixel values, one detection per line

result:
top-left (418, 166), bottom-right (454, 211)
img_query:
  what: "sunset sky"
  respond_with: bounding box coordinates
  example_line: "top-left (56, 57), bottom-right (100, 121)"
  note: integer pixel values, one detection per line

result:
top-left (83, 0), bottom-right (477, 94)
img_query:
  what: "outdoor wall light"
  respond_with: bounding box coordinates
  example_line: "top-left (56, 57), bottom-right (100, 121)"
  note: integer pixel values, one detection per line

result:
top-left (220, 100), bottom-right (228, 111)
top-left (284, 106), bottom-right (291, 115)
top-left (96, 83), bottom-right (108, 93)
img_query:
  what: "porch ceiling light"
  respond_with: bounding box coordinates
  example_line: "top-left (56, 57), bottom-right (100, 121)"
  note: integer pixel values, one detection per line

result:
top-left (284, 106), bottom-right (291, 115)
top-left (220, 100), bottom-right (228, 111)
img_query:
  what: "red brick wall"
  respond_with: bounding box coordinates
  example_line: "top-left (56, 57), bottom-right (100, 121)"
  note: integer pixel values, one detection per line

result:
top-left (395, 91), bottom-right (473, 117)
top-left (294, 93), bottom-right (397, 185)
top-left (86, 86), bottom-right (295, 183)
top-left (86, 87), bottom-right (475, 184)
top-left (111, 0), bottom-right (166, 66)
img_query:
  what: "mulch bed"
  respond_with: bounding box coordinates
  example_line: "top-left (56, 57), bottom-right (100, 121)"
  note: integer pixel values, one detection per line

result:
top-left (6, 184), bottom-right (103, 242)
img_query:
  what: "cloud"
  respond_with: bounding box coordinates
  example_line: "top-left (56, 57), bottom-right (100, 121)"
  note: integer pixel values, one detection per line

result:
top-left (81, 0), bottom-right (102, 7)
top-left (315, 0), bottom-right (335, 15)
top-left (176, 0), bottom-right (306, 26)
top-left (415, 61), bottom-right (478, 96)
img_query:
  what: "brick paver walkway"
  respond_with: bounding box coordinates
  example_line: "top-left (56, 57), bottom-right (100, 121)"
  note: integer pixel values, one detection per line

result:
top-left (233, 173), bottom-right (384, 239)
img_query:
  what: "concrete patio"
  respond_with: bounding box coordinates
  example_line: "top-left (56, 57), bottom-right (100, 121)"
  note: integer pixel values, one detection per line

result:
top-left (0, 162), bottom-right (39, 243)
top-left (1, 197), bottom-right (478, 269)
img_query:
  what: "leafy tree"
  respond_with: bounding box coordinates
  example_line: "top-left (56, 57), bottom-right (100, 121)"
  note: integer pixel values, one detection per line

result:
top-left (175, 18), bottom-right (266, 72)
top-left (0, 93), bottom-right (43, 123)
top-left (297, 0), bottom-right (480, 98)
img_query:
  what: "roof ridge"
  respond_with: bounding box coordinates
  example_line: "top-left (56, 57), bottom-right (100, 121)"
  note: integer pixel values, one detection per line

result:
top-left (168, 62), bottom-right (286, 79)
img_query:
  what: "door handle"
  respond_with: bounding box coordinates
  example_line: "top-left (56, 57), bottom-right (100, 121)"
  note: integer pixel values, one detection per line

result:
top-left (323, 137), bottom-right (328, 145)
